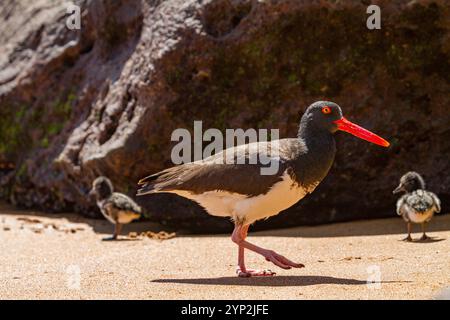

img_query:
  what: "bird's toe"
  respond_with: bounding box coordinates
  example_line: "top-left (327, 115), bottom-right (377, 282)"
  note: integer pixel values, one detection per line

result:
top-left (263, 250), bottom-right (297, 269)
top-left (236, 268), bottom-right (276, 277)
top-left (271, 251), bottom-right (303, 268)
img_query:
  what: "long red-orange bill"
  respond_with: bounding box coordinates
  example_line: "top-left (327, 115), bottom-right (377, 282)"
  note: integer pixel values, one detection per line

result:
top-left (334, 117), bottom-right (390, 147)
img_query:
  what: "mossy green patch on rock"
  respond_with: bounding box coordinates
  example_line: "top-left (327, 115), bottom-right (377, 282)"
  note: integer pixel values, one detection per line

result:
top-left (0, 104), bottom-right (28, 156)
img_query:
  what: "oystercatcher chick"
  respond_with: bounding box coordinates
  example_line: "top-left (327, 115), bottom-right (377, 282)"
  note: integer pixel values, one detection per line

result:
top-left (90, 176), bottom-right (142, 241)
top-left (393, 172), bottom-right (441, 241)
top-left (137, 101), bottom-right (390, 277)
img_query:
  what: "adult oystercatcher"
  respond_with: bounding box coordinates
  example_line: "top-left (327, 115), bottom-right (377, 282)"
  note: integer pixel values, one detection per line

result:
top-left (90, 176), bottom-right (142, 240)
top-left (137, 101), bottom-right (389, 277)
top-left (393, 172), bottom-right (441, 241)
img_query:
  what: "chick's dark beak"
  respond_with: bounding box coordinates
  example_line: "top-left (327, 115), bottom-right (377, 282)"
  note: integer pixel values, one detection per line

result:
top-left (393, 185), bottom-right (404, 194)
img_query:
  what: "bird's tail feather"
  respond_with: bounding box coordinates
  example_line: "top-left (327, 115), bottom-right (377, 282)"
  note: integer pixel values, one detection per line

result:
top-left (136, 184), bottom-right (157, 196)
top-left (137, 172), bottom-right (162, 196)
top-left (137, 166), bottom-right (185, 196)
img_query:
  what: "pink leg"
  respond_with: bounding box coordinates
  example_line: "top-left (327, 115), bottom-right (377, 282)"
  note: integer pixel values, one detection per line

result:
top-left (232, 224), bottom-right (304, 277)
top-left (235, 225), bottom-right (273, 277)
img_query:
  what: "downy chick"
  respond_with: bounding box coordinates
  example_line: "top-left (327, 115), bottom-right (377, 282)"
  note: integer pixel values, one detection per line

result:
top-left (90, 176), bottom-right (141, 240)
top-left (393, 172), bottom-right (440, 241)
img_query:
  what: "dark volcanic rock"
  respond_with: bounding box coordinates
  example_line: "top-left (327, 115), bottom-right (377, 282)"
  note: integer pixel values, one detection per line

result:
top-left (0, 0), bottom-right (449, 232)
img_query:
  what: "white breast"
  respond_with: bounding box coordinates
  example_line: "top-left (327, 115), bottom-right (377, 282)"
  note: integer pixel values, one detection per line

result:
top-left (404, 206), bottom-right (434, 224)
top-left (172, 171), bottom-right (317, 225)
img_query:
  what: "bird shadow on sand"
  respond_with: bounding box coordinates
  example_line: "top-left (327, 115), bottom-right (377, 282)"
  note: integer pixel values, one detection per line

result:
top-left (152, 275), bottom-right (406, 287)
top-left (398, 236), bottom-right (446, 244)
top-left (102, 238), bottom-right (142, 242)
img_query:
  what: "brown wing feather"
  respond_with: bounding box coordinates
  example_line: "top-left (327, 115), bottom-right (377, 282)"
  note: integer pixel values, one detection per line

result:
top-left (136, 139), bottom-right (306, 196)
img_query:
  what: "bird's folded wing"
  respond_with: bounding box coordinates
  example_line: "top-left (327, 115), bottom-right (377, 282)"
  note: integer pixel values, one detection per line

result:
top-left (406, 190), bottom-right (437, 213)
top-left (429, 192), bottom-right (441, 213)
top-left (110, 193), bottom-right (142, 213)
top-left (396, 195), bottom-right (407, 216)
top-left (137, 139), bottom-right (303, 196)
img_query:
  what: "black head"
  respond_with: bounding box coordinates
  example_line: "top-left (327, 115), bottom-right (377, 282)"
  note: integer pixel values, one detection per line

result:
top-left (300, 101), bottom-right (343, 133)
top-left (393, 171), bottom-right (426, 194)
top-left (90, 176), bottom-right (114, 200)
top-left (299, 101), bottom-right (390, 147)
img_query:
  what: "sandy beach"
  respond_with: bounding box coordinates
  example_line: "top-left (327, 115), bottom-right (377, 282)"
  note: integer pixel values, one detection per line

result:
top-left (0, 202), bottom-right (449, 300)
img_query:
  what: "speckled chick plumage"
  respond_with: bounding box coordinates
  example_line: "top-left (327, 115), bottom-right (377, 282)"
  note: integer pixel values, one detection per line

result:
top-left (397, 190), bottom-right (440, 223)
top-left (393, 172), bottom-right (440, 241)
top-left (90, 177), bottom-right (141, 239)
top-left (394, 172), bottom-right (440, 223)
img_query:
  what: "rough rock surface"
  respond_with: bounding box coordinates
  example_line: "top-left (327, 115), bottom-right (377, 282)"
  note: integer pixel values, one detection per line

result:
top-left (0, 0), bottom-right (449, 232)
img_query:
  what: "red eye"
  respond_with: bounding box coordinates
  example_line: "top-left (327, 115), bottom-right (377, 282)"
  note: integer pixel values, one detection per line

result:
top-left (322, 106), bottom-right (331, 114)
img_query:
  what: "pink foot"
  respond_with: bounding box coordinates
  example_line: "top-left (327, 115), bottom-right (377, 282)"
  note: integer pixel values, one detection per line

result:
top-left (236, 267), bottom-right (276, 277)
